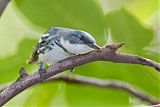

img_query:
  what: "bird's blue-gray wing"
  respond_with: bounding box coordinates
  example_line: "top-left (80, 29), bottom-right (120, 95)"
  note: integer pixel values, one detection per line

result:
top-left (28, 27), bottom-right (60, 64)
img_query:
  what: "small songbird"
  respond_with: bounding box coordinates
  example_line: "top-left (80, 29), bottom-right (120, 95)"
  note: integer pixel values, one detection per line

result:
top-left (28, 27), bottom-right (100, 81)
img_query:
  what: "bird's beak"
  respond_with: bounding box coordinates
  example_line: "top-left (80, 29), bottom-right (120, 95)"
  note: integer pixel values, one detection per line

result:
top-left (89, 43), bottom-right (100, 49)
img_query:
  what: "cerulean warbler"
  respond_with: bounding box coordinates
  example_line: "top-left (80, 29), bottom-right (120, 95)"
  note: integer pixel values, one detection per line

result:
top-left (28, 27), bottom-right (100, 81)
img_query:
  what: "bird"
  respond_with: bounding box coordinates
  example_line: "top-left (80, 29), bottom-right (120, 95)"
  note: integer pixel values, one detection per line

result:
top-left (28, 27), bottom-right (100, 81)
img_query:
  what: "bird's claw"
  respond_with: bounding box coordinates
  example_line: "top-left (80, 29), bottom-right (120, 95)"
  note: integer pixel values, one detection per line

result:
top-left (39, 67), bottom-right (46, 82)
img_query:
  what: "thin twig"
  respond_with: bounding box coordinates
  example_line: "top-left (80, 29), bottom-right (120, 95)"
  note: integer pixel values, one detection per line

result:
top-left (0, 43), bottom-right (159, 106)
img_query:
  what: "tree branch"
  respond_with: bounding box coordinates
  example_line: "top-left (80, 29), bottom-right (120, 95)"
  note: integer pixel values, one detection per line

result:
top-left (0, 83), bottom-right (11, 93)
top-left (47, 75), bottom-right (160, 105)
top-left (0, 74), bottom-right (159, 105)
top-left (0, 0), bottom-right (10, 17)
top-left (0, 43), bottom-right (159, 106)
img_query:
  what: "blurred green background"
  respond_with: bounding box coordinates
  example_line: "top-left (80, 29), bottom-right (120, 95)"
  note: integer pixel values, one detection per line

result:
top-left (0, 0), bottom-right (159, 107)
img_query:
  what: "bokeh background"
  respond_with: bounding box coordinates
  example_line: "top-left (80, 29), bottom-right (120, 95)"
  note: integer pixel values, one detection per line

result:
top-left (0, 0), bottom-right (159, 107)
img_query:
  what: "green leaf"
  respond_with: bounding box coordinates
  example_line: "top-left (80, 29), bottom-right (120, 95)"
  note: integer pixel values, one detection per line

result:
top-left (99, 0), bottom-right (159, 21)
top-left (65, 83), bottom-right (130, 107)
top-left (23, 82), bottom-right (63, 107)
top-left (105, 8), bottom-right (154, 50)
top-left (13, 0), bottom-right (105, 44)
top-left (5, 82), bottom-right (63, 107)
top-left (123, 0), bottom-right (159, 21)
top-left (0, 39), bottom-right (37, 84)
top-left (1, 1), bottom-right (159, 106)
top-left (0, 3), bottom-right (39, 84)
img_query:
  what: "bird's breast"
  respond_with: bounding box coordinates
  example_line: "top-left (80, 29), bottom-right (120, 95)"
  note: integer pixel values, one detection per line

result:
top-left (38, 43), bottom-right (73, 64)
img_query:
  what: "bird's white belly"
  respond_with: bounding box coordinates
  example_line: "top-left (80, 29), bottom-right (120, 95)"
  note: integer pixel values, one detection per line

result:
top-left (38, 45), bottom-right (73, 64)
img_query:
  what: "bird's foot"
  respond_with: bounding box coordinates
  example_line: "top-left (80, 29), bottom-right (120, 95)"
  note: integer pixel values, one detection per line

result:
top-left (38, 63), bottom-right (46, 82)
top-left (38, 67), bottom-right (46, 82)
top-left (69, 68), bottom-right (75, 72)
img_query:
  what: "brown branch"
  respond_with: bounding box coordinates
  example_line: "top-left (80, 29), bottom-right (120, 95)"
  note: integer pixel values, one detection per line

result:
top-left (0, 43), bottom-right (159, 106)
top-left (47, 75), bottom-right (160, 105)
top-left (0, 83), bottom-right (11, 93)
top-left (0, 0), bottom-right (10, 17)
top-left (0, 74), bottom-right (159, 105)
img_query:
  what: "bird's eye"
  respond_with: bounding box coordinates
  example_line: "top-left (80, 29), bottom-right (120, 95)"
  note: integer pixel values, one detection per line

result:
top-left (79, 35), bottom-right (84, 40)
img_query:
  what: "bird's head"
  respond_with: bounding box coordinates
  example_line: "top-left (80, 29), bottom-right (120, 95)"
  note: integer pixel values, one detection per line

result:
top-left (69, 30), bottom-right (100, 49)
top-left (60, 28), bottom-right (100, 54)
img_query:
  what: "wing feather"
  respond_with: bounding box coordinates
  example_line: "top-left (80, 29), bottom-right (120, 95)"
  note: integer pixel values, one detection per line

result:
top-left (27, 27), bottom-right (61, 64)
top-left (27, 43), bottom-right (40, 64)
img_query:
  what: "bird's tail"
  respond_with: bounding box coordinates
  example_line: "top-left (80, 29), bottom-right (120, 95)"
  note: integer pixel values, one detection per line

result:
top-left (26, 59), bottom-right (34, 64)
top-left (27, 50), bottom-right (39, 64)
top-left (27, 43), bottom-right (40, 64)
